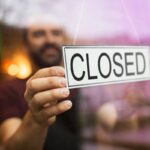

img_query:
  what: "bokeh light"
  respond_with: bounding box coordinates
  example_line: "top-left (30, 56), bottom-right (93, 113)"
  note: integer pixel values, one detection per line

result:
top-left (3, 53), bottom-right (32, 79)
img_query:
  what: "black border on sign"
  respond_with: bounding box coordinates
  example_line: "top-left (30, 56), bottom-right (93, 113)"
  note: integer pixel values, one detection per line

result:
top-left (63, 46), bottom-right (150, 89)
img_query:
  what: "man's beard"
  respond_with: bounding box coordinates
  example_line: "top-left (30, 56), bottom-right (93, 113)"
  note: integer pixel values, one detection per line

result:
top-left (29, 43), bottom-right (62, 68)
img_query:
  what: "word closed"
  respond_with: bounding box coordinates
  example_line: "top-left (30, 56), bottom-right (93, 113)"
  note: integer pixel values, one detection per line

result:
top-left (63, 46), bottom-right (150, 89)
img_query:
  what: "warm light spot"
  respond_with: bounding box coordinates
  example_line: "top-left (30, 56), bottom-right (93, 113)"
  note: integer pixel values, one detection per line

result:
top-left (17, 63), bottom-right (31, 79)
top-left (5, 52), bottom-right (32, 79)
top-left (8, 64), bottom-right (19, 76)
top-left (15, 54), bottom-right (32, 79)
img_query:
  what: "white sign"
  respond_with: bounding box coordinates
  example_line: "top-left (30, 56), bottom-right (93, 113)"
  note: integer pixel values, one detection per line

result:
top-left (62, 46), bottom-right (150, 89)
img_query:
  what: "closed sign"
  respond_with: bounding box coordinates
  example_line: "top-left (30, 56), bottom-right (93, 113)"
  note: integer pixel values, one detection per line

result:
top-left (62, 46), bottom-right (150, 89)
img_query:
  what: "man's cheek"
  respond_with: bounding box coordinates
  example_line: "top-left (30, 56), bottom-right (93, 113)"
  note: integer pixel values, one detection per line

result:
top-left (32, 38), bottom-right (45, 47)
top-left (55, 38), bottom-right (64, 45)
top-left (32, 44), bottom-right (43, 52)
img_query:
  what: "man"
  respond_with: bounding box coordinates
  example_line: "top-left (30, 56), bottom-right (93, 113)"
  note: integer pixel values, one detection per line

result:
top-left (0, 21), bottom-right (80, 150)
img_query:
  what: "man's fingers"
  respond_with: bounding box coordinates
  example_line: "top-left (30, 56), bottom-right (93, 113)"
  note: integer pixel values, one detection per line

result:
top-left (25, 66), bottom-right (66, 100)
top-left (31, 88), bottom-right (70, 110)
top-left (24, 67), bottom-right (71, 126)
top-left (43, 100), bottom-right (72, 120)
top-left (32, 66), bottom-right (65, 79)
top-left (28, 77), bottom-right (67, 94)
top-left (47, 116), bottom-right (56, 125)
top-left (38, 100), bottom-right (72, 125)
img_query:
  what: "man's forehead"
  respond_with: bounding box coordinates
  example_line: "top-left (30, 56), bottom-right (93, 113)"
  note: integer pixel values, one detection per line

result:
top-left (27, 23), bottom-right (63, 32)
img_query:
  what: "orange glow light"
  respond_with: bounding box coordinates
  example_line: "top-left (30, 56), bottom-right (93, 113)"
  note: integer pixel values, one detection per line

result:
top-left (6, 53), bottom-right (32, 79)
top-left (8, 64), bottom-right (19, 76)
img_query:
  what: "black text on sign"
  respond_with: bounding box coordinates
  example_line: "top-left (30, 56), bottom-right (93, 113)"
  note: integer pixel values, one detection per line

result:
top-left (62, 46), bottom-right (150, 89)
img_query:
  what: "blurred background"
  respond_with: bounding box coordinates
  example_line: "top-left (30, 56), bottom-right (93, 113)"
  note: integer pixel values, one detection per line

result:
top-left (1, 0), bottom-right (150, 150)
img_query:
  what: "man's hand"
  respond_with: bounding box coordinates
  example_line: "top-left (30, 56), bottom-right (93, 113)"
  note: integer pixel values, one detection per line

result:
top-left (24, 66), bottom-right (71, 126)
top-left (0, 66), bottom-right (72, 150)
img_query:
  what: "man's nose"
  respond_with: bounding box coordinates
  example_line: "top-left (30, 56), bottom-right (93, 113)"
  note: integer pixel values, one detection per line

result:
top-left (46, 33), bottom-right (56, 43)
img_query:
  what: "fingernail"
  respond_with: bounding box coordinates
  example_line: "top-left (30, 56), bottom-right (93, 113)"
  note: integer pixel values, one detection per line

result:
top-left (65, 100), bottom-right (72, 109)
top-left (60, 88), bottom-right (69, 96)
top-left (59, 78), bottom-right (66, 86)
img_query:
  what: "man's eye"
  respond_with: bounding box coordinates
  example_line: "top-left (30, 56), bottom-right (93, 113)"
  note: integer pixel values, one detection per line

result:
top-left (52, 30), bottom-right (62, 36)
top-left (32, 31), bottom-right (45, 37)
